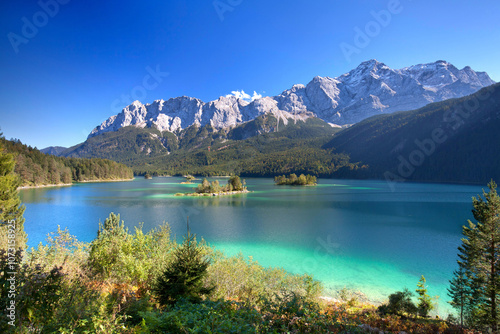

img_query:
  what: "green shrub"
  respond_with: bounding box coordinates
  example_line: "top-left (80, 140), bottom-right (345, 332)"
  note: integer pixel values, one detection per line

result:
top-left (207, 252), bottom-right (322, 307)
top-left (88, 213), bottom-right (174, 287)
top-left (0, 249), bottom-right (66, 332)
top-left (378, 288), bottom-right (418, 317)
top-left (140, 299), bottom-right (261, 333)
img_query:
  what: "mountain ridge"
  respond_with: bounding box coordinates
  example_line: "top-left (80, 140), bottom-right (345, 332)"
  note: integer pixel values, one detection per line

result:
top-left (88, 59), bottom-right (495, 138)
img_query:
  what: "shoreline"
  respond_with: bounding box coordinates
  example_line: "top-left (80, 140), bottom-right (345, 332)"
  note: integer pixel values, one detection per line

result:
top-left (77, 178), bottom-right (134, 183)
top-left (175, 189), bottom-right (251, 197)
top-left (18, 178), bottom-right (134, 190)
top-left (18, 183), bottom-right (73, 190)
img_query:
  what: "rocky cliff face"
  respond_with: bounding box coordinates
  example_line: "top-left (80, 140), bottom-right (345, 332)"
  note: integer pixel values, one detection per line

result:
top-left (89, 60), bottom-right (495, 138)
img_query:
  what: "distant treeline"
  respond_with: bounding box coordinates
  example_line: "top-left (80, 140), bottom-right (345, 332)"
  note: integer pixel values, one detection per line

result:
top-left (0, 137), bottom-right (133, 186)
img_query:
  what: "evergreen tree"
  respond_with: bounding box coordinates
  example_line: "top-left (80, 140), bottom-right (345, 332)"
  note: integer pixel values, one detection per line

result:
top-left (450, 181), bottom-right (500, 330)
top-left (0, 138), bottom-right (26, 250)
top-left (154, 228), bottom-right (214, 306)
top-left (415, 275), bottom-right (433, 317)
top-left (448, 267), bottom-right (470, 327)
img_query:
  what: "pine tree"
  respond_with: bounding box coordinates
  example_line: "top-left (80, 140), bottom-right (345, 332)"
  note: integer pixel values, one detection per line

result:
top-left (450, 181), bottom-right (500, 330)
top-left (154, 227), bottom-right (214, 306)
top-left (0, 138), bottom-right (26, 250)
top-left (415, 275), bottom-right (433, 317)
top-left (470, 181), bottom-right (500, 330)
top-left (448, 267), bottom-right (470, 327)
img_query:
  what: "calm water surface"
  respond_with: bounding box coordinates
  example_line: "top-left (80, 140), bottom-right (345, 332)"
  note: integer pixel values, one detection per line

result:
top-left (20, 177), bottom-right (484, 315)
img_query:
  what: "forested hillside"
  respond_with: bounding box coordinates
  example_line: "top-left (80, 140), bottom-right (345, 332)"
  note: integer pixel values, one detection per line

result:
top-left (0, 137), bottom-right (133, 187)
top-left (58, 116), bottom-right (362, 177)
top-left (324, 83), bottom-right (500, 184)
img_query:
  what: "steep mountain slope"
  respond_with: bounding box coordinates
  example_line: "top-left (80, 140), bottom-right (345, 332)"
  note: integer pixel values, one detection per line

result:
top-left (324, 83), bottom-right (500, 184)
top-left (89, 60), bottom-right (494, 138)
top-left (40, 146), bottom-right (68, 156)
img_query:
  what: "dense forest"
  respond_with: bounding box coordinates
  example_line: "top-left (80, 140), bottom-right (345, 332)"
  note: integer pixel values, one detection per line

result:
top-left (1, 141), bottom-right (499, 332)
top-left (0, 137), bottom-right (133, 186)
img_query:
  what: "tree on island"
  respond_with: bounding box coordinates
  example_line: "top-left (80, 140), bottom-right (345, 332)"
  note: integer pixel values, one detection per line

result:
top-left (228, 175), bottom-right (245, 191)
top-left (195, 176), bottom-right (246, 194)
top-left (448, 181), bottom-right (500, 330)
top-left (274, 173), bottom-right (317, 186)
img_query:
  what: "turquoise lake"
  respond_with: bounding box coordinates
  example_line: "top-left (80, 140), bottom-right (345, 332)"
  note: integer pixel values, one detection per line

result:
top-left (20, 177), bottom-right (485, 316)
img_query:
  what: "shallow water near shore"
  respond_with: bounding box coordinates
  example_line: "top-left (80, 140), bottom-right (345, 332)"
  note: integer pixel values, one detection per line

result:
top-left (20, 177), bottom-right (484, 316)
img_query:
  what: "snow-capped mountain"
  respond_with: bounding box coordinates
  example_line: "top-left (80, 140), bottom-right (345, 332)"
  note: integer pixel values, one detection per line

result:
top-left (89, 60), bottom-right (495, 138)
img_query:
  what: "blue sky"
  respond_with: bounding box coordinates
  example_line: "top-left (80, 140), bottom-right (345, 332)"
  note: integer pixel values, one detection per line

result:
top-left (1, 0), bottom-right (499, 148)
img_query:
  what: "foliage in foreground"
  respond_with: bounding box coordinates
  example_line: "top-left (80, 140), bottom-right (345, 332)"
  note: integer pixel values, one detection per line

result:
top-left (154, 229), bottom-right (214, 306)
top-left (0, 138), bottom-right (26, 250)
top-left (0, 213), bottom-right (485, 333)
top-left (448, 181), bottom-right (500, 332)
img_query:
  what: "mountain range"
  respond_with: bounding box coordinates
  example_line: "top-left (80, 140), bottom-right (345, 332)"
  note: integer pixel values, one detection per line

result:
top-left (88, 59), bottom-right (494, 138)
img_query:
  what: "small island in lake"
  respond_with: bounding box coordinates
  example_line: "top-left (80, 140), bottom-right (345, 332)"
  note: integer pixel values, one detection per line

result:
top-left (274, 173), bottom-right (317, 186)
top-left (144, 173), bottom-right (153, 179)
top-left (176, 175), bottom-right (249, 196)
top-left (180, 175), bottom-right (196, 184)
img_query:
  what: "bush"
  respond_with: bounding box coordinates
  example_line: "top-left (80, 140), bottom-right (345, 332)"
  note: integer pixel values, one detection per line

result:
top-left (207, 251), bottom-right (322, 307)
top-left (0, 249), bottom-right (66, 332)
top-left (88, 213), bottom-right (174, 287)
top-left (378, 288), bottom-right (418, 317)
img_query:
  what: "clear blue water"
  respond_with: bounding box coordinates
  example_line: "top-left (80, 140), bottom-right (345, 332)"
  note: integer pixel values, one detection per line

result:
top-left (20, 177), bottom-right (484, 315)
